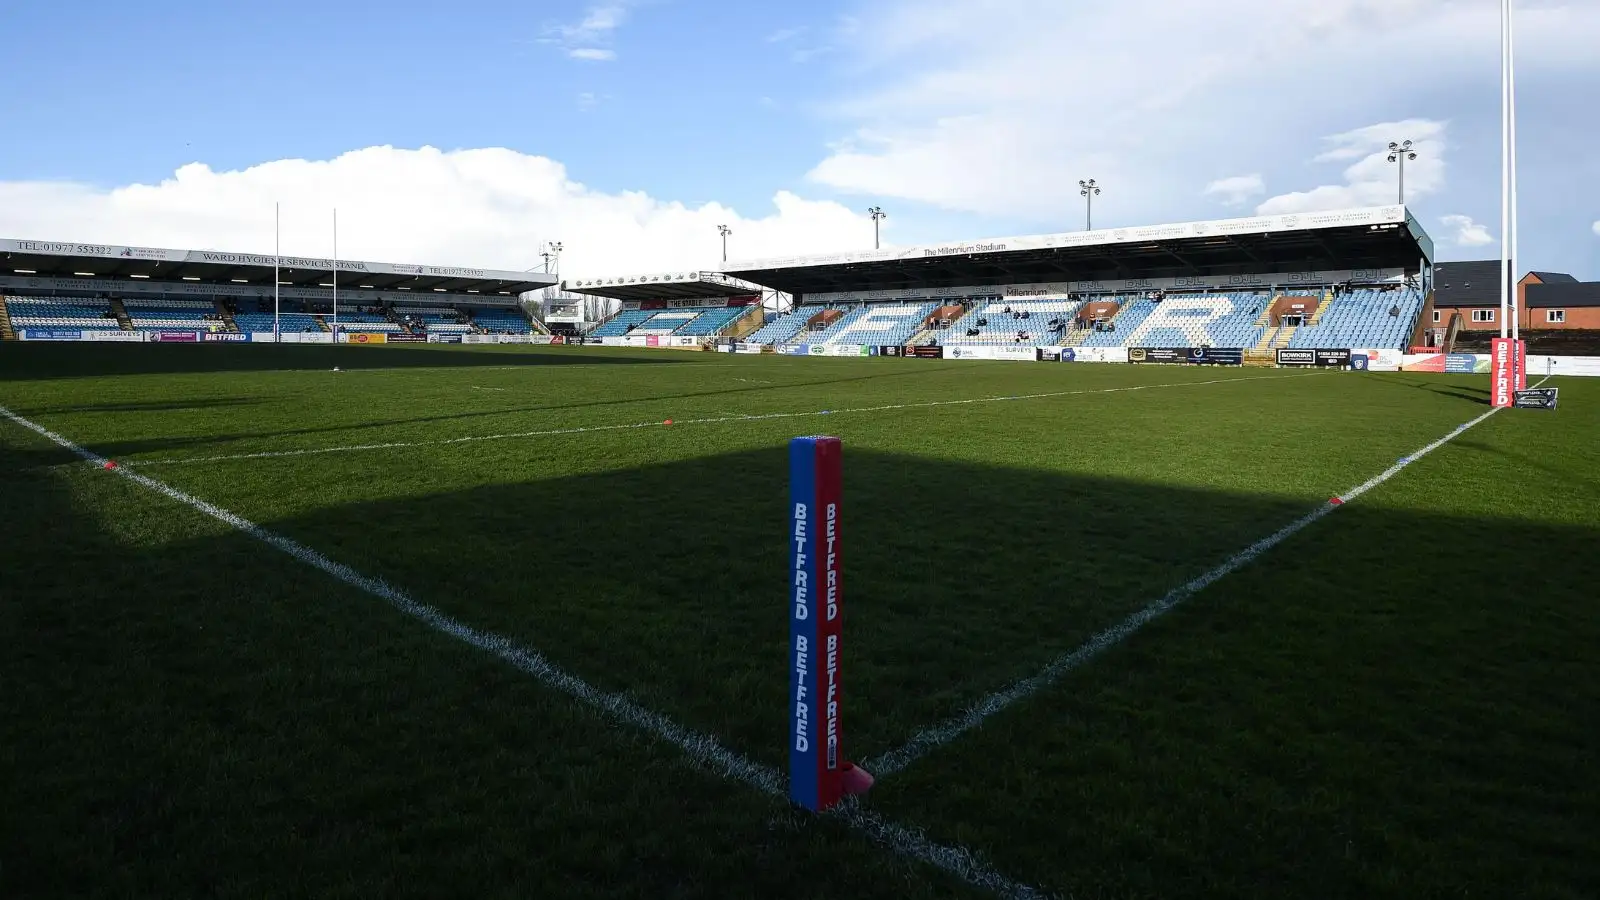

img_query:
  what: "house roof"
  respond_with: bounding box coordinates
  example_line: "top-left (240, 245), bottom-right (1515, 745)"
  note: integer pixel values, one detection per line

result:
top-left (1525, 282), bottom-right (1600, 308)
top-left (1527, 271), bottom-right (1578, 284)
top-left (1432, 260), bottom-right (1509, 308)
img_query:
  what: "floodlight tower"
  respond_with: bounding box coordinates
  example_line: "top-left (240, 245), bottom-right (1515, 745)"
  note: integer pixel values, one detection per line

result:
top-left (867, 206), bottom-right (887, 249)
top-left (548, 241), bottom-right (563, 280)
top-left (1079, 179), bottom-right (1101, 231)
top-left (1386, 141), bottom-right (1418, 204)
top-left (718, 224), bottom-right (732, 263)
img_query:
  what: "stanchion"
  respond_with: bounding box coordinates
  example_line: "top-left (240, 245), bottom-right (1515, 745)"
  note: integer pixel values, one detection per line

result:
top-left (788, 436), bottom-right (870, 810)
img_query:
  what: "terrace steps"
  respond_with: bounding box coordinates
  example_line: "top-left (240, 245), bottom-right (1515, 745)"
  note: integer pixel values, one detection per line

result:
top-left (214, 300), bottom-right (242, 333)
top-left (1309, 296), bottom-right (1333, 326)
top-left (1059, 325), bottom-right (1091, 347)
top-left (108, 299), bottom-right (134, 331)
top-left (1272, 324), bottom-right (1298, 348)
top-left (1254, 325), bottom-right (1279, 351)
top-left (0, 296), bottom-right (15, 341)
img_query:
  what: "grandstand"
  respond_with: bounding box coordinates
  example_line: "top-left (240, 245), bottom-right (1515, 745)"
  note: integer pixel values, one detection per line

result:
top-left (723, 206), bottom-right (1434, 354)
top-left (562, 271), bottom-right (767, 342)
top-left (4, 296), bottom-right (122, 331)
top-left (0, 237), bottom-right (553, 341)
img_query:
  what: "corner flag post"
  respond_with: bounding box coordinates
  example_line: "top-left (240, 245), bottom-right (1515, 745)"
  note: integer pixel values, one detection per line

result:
top-left (789, 435), bottom-right (844, 812)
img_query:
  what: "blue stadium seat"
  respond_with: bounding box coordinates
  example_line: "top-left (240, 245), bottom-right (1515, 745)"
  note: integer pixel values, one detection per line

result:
top-left (1287, 286), bottom-right (1422, 350)
top-left (938, 299), bottom-right (1079, 347)
top-left (5, 295), bottom-right (123, 330)
top-left (744, 312), bottom-right (808, 345)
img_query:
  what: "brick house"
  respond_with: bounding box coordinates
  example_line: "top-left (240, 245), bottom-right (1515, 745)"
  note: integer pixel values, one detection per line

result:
top-left (1428, 261), bottom-right (1598, 342)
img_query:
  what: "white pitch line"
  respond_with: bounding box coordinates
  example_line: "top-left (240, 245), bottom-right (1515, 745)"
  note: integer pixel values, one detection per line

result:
top-left (865, 384), bottom-right (1542, 779)
top-left (0, 403), bottom-right (1052, 900)
top-left (126, 371), bottom-right (1317, 468)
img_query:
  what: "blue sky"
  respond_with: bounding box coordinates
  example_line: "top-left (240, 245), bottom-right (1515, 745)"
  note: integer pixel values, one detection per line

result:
top-left (2, 0), bottom-right (1597, 279)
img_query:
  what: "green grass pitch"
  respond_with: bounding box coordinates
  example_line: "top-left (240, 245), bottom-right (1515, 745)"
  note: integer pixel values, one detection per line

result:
top-left (2, 342), bottom-right (1596, 899)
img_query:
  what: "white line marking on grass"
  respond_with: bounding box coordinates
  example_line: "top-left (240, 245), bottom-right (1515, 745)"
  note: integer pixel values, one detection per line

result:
top-left (0, 403), bottom-right (1054, 900)
top-left (128, 372), bottom-right (1319, 468)
top-left (865, 387), bottom-right (1539, 780)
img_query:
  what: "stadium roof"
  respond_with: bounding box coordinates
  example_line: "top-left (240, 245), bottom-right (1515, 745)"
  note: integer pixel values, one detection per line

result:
top-left (722, 206), bottom-right (1433, 296)
top-left (0, 237), bottom-right (555, 295)
top-left (560, 270), bottom-right (766, 302)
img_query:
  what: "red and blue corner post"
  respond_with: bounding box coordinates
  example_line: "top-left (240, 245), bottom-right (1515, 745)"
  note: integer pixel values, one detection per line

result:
top-left (789, 436), bottom-right (844, 811)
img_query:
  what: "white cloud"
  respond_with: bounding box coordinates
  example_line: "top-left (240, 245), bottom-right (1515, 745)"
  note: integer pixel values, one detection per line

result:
top-left (1256, 118), bottom-right (1447, 214)
top-left (806, 0), bottom-right (1600, 225)
top-left (0, 147), bottom-right (879, 278)
top-left (1593, 220), bottom-right (1600, 238)
top-left (544, 3), bottom-right (630, 61)
top-left (576, 92), bottom-right (601, 111)
top-left (1440, 214), bottom-right (1495, 247)
top-left (766, 27), bottom-right (805, 43)
top-left (1203, 174), bottom-right (1265, 206)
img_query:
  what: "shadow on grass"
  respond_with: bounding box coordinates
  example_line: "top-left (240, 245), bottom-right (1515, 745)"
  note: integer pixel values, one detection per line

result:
top-left (4, 440), bottom-right (1596, 899)
top-left (1393, 376), bottom-right (1491, 405)
top-left (0, 441), bottom-right (988, 900)
top-left (33, 397), bottom-right (269, 415)
top-left (7, 367), bottom-right (956, 467)
top-left (0, 341), bottom-right (711, 381)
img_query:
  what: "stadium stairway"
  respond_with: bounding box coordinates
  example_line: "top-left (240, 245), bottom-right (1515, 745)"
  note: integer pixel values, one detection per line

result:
top-left (723, 307), bottom-right (762, 340)
top-left (108, 299), bottom-right (134, 331)
top-left (213, 300), bottom-right (241, 333)
top-left (0, 296), bottom-right (15, 341)
top-left (1309, 290), bottom-right (1334, 325)
top-left (1273, 324), bottom-right (1298, 347)
top-left (313, 315), bottom-right (332, 332)
top-left (1254, 325), bottom-right (1278, 351)
top-left (1442, 308), bottom-right (1464, 352)
top-left (1058, 324), bottom-right (1091, 347)
top-left (1255, 299), bottom-right (1276, 328)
